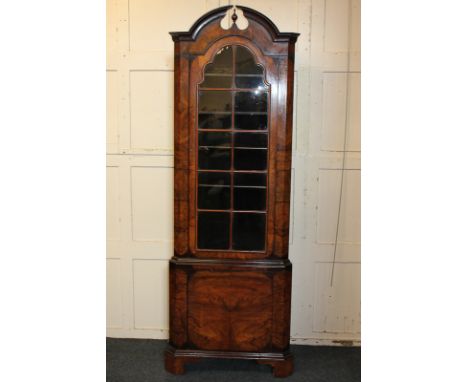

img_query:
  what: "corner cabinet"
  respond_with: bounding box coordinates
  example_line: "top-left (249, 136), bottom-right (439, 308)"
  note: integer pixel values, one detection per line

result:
top-left (165, 6), bottom-right (299, 377)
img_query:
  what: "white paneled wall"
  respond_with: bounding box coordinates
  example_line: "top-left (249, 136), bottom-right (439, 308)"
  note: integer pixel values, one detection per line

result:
top-left (106, 0), bottom-right (361, 345)
top-left (129, 71), bottom-right (174, 152)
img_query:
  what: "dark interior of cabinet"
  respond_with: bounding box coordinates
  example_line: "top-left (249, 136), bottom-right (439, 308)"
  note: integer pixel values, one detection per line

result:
top-left (196, 45), bottom-right (269, 252)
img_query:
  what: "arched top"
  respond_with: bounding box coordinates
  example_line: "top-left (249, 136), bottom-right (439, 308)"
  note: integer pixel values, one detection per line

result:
top-left (199, 45), bottom-right (268, 89)
top-left (170, 6), bottom-right (299, 43)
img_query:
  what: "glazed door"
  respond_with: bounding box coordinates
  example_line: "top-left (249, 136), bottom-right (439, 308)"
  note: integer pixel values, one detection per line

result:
top-left (189, 38), bottom-right (280, 259)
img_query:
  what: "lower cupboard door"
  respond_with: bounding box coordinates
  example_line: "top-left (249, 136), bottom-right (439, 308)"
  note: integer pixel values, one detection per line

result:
top-left (186, 269), bottom-right (289, 352)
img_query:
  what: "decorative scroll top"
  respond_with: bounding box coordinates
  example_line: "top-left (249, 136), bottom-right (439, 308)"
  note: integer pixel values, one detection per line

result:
top-left (169, 6), bottom-right (299, 43)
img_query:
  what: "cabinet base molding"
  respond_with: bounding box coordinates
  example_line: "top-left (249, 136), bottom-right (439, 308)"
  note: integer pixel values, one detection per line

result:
top-left (165, 345), bottom-right (294, 377)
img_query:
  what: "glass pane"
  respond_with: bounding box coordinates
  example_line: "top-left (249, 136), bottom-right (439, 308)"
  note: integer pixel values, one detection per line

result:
top-left (234, 148), bottom-right (267, 170)
top-left (199, 91), bottom-right (232, 112)
top-left (235, 75), bottom-right (266, 89)
top-left (199, 132), bottom-right (231, 147)
top-left (201, 74), bottom-right (232, 88)
top-left (235, 46), bottom-right (262, 75)
top-left (234, 132), bottom-right (267, 148)
top-left (199, 171), bottom-right (230, 186)
top-left (196, 45), bottom-right (271, 253)
top-left (198, 185), bottom-right (230, 210)
top-left (234, 187), bottom-right (266, 211)
top-left (232, 213), bottom-right (266, 251)
top-left (234, 173), bottom-right (266, 187)
top-left (234, 113), bottom-right (268, 130)
top-left (198, 113), bottom-right (231, 129)
top-left (205, 46), bottom-right (233, 74)
top-left (235, 91), bottom-right (267, 112)
top-left (198, 212), bottom-right (230, 249)
top-left (198, 147), bottom-right (231, 170)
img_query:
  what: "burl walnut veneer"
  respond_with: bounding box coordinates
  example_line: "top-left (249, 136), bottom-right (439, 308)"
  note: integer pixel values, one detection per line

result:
top-left (165, 6), bottom-right (298, 377)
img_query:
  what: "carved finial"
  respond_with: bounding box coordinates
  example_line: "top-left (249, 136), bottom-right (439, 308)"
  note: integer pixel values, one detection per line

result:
top-left (220, 6), bottom-right (248, 31)
top-left (231, 8), bottom-right (238, 23)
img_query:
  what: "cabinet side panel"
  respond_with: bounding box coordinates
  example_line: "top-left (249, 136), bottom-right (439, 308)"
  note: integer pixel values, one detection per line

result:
top-left (169, 263), bottom-right (188, 346)
top-left (273, 50), bottom-right (295, 257)
top-left (174, 42), bottom-right (191, 256)
top-left (272, 267), bottom-right (292, 350)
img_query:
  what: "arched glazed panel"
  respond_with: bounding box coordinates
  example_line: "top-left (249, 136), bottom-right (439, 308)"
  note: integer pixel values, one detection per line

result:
top-left (197, 45), bottom-right (269, 252)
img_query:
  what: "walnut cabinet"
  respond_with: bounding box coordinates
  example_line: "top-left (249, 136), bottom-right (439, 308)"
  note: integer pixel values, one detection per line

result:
top-left (165, 6), bottom-right (299, 377)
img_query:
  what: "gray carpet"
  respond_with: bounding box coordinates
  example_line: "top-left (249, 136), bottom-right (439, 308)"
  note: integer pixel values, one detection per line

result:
top-left (107, 338), bottom-right (360, 382)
